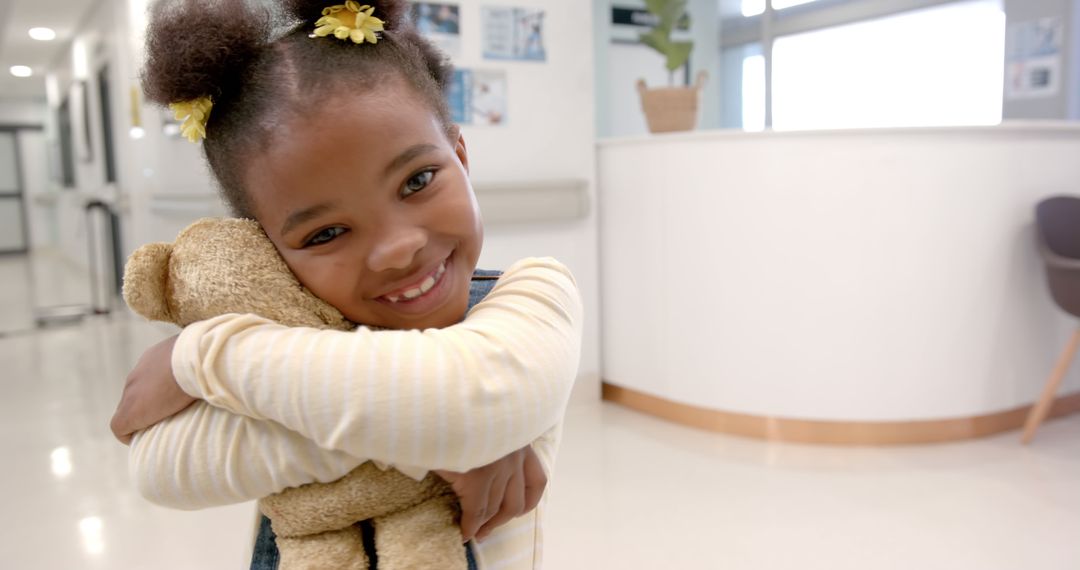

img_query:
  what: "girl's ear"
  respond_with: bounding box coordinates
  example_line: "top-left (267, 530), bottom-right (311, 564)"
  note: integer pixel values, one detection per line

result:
top-left (452, 127), bottom-right (470, 174)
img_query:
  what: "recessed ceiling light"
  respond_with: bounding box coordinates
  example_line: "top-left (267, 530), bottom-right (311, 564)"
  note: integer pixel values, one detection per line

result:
top-left (10, 66), bottom-right (33, 78)
top-left (29, 27), bottom-right (57, 41)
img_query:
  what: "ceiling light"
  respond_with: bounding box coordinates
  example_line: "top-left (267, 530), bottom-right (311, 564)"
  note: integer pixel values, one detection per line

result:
top-left (29, 27), bottom-right (57, 41)
top-left (10, 66), bottom-right (33, 78)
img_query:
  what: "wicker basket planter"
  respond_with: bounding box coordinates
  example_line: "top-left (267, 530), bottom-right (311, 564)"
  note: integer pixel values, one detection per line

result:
top-left (636, 71), bottom-right (707, 134)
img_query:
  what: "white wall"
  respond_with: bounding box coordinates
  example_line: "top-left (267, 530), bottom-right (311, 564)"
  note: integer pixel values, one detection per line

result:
top-left (0, 99), bottom-right (47, 125)
top-left (599, 123), bottom-right (1080, 421)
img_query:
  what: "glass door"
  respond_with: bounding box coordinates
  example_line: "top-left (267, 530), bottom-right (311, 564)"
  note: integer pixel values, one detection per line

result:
top-left (0, 130), bottom-right (29, 254)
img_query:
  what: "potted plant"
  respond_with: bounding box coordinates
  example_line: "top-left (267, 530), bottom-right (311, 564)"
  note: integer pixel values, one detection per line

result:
top-left (636, 0), bottom-right (707, 133)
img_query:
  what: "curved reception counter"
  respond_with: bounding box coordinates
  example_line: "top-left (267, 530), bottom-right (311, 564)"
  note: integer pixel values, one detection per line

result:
top-left (597, 123), bottom-right (1080, 444)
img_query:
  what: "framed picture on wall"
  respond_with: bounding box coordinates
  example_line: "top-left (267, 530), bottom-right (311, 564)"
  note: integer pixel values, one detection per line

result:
top-left (448, 68), bottom-right (507, 126)
top-left (481, 6), bottom-right (546, 62)
top-left (1005, 17), bottom-right (1064, 100)
top-left (410, 2), bottom-right (462, 56)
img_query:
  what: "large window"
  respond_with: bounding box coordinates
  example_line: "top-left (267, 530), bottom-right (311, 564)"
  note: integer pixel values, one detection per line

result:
top-left (722, 0), bottom-right (1006, 131)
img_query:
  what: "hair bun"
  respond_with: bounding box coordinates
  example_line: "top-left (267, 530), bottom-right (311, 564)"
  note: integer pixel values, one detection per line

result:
top-left (284, 0), bottom-right (409, 31)
top-left (142, 0), bottom-right (270, 106)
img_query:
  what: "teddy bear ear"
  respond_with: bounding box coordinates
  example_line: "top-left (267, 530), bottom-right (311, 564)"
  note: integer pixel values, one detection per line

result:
top-left (122, 242), bottom-right (175, 323)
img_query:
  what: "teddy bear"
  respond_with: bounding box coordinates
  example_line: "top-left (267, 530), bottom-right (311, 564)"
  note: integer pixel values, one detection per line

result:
top-left (122, 217), bottom-right (468, 570)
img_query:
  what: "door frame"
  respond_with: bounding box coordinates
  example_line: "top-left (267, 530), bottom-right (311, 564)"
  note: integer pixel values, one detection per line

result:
top-left (0, 124), bottom-right (44, 255)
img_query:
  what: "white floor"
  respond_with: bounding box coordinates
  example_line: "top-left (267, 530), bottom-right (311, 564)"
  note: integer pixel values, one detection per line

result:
top-left (2, 253), bottom-right (1078, 569)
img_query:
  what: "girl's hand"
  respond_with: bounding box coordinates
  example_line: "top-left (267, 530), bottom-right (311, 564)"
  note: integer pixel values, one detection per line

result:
top-left (110, 335), bottom-right (196, 445)
top-left (436, 446), bottom-right (547, 542)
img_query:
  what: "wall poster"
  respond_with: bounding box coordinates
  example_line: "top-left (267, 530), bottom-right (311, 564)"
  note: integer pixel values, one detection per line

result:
top-left (481, 6), bottom-right (546, 62)
top-left (448, 68), bottom-right (508, 126)
top-left (1005, 17), bottom-right (1063, 100)
top-left (410, 2), bottom-right (462, 57)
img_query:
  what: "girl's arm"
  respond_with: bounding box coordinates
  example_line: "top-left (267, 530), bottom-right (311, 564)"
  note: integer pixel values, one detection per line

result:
top-left (171, 257), bottom-right (582, 473)
top-left (129, 403), bottom-right (370, 509)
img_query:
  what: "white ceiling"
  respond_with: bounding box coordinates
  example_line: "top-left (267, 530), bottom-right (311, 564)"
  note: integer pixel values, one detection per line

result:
top-left (0, 0), bottom-right (99, 100)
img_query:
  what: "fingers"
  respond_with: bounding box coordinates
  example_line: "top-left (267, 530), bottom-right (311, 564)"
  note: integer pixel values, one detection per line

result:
top-left (109, 412), bottom-right (134, 445)
top-left (522, 446), bottom-right (547, 514)
top-left (474, 465), bottom-right (514, 541)
top-left (476, 468), bottom-right (526, 542)
top-left (109, 380), bottom-right (141, 444)
top-left (108, 335), bottom-right (194, 445)
top-left (457, 470), bottom-right (495, 542)
top-left (443, 447), bottom-right (545, 543)
top-left (110, 397), bottom-right (136, 445)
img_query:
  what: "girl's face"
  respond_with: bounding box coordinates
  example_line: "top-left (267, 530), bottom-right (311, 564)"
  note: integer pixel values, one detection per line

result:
top-left (241, 82), bottom-right (483, 330)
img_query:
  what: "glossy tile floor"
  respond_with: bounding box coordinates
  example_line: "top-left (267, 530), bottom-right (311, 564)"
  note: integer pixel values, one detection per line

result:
top-left (3, 252), bottom-right (1079, 569)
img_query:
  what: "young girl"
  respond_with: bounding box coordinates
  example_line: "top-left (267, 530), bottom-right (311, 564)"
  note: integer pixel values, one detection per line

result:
top-left (109, 1), bottom-right (583, 568)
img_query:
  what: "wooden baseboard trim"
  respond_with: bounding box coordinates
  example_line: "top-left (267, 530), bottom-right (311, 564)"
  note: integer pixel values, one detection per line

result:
top-left (601, 383), bottom-right (1080, 445)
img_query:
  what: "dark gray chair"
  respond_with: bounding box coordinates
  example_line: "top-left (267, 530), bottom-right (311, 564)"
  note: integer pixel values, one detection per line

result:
top-left (1022, 196), bottom-right (1080, 443)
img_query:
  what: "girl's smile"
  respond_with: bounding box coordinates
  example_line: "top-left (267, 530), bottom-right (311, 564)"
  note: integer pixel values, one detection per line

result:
top-left (373, 254), bottom-right (456, 317)
top-left (377, 256), bottom-right (449, 303)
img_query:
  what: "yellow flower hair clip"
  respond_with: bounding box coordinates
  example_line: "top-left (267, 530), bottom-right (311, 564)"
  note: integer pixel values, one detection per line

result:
top-left (169, 96), bottom-right (213, 143)
top-left (313, 1), bottom-right (385, 44)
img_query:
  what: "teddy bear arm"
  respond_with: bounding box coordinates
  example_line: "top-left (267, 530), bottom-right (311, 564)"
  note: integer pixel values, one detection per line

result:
top-left (259, 463), bottom-right (452, 538)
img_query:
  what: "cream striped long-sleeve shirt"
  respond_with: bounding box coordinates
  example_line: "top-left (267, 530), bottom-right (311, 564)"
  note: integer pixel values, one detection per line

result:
top-left (128, 257), bottom-right (582, 569)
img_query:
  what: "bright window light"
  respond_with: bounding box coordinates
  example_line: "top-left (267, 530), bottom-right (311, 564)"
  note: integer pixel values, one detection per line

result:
top-left (742, 0), bottom-right (765, 16)
top-left (742, 55), bottom-right (766, 131)
top-left (10, 65), bottom-right (32, 78)
top-left (29, 27), bottom-right (56, 41)
top-left (771, 0), bottom-right (1004, 130)
top-left (72, 39), bottom-right (90, 80)
top-left (742, 0), bottom-right (818, 17)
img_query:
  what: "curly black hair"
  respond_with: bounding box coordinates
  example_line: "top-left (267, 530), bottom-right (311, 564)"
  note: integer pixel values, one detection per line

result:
top-left (142, 0), bottom-right (454, 217)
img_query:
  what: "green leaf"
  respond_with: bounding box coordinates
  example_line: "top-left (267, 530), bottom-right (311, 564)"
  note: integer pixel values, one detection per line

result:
top-left (643, 0), bottom-right (667, 17)
top-left (639, 28), bottom-right (670, 55)
top-left (645, 0), bottom-right (686, 28)
top-left (665, 41), bottom-right (693, 73)
top-left (640, 0), bottom-right (694, 72)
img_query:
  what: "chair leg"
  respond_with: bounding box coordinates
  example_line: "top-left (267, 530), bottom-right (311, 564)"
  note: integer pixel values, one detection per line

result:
top-left (1022, 328), bottom-right (1080, 444)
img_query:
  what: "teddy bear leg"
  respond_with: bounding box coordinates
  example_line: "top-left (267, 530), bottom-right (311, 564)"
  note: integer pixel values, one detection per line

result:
top-left (276, 525), bottom-right (369, 570)
top-left (372, 494), bottom-right (469, 570)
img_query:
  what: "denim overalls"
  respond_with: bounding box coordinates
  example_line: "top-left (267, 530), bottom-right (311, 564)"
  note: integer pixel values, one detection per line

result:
top-left (250, 270), bottom-right (502, 569)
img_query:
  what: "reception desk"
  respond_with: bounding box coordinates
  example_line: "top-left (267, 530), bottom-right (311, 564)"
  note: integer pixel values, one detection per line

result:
top-left (597, 123), bottom-right (1080, 444)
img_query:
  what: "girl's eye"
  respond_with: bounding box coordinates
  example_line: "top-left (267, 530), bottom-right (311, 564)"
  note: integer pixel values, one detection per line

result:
top-left (305, 226), bottom-right (347, 247)
top-left (402, 170), bottom-right (436, 198)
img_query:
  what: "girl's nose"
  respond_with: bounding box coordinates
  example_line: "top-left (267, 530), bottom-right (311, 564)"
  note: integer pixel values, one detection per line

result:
top-left (366, 225), bottom-right (428, 272)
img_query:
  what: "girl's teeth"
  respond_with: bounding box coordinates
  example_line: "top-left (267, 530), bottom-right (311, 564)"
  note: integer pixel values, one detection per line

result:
top-left (386, 260), bottom-right (447, 303)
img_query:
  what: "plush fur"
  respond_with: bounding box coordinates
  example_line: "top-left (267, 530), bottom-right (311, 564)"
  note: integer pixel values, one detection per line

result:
top-left (123, 217), bottom-right (467, 570)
